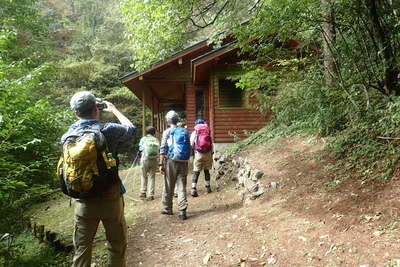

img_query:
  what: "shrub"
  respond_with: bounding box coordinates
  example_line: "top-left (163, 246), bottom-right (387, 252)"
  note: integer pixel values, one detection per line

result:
top-left (0, 60), bottom-right (72, 232)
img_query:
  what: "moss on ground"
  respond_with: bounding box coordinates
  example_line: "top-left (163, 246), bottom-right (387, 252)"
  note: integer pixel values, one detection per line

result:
top-left (27, 167), bottom-right (145, 266)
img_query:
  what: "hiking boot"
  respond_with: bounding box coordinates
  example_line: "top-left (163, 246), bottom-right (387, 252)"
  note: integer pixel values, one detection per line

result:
top-left (206, 186), bottom-right (212, 194)
top-left (139, 193), bottom-right (146, 200)
top-left (161, 209), bottom-right (173, 215)
top-left (147, 196), bottom-right (154, 201)
top-left (179, 211), bottom-right (187, 220)
top-left (191, 188), bottom-right (198, 197)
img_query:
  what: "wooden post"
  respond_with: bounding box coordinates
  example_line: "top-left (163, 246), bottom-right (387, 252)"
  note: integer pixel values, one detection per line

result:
top-left (209, 75), bottom-right (215, 142)
top-left (156, 112), bottom-right (160, 136)
top-left (33, 222), bottom-right (37, 237)
top-left (159, 113), bottom-right (162, 132)
top-left (162, 113), bottom-right (164, 131)
top-left (157, 103), bottom-right (161, 134)
top-left (151, 96), bottom-right (155, 127)
top-left (38, 225), bottom-right (45, 242)
top-left (142, 89), bottom-right (146, 136)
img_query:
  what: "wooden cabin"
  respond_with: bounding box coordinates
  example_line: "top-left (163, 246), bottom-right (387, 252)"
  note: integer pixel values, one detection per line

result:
top-left (120, 40), bottom-right (269, 150)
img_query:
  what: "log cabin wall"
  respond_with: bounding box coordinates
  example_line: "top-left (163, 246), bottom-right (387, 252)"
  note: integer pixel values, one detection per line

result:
top-left (185, 83), bottom-right (196, 131)
top-left (210, 73), bottom-right (268, 143)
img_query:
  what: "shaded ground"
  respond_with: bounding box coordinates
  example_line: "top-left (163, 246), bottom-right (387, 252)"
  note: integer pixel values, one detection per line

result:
top-left (31, 137), bottom-right (400, 266)
top-left (125, 137), bottom-right (400, 267)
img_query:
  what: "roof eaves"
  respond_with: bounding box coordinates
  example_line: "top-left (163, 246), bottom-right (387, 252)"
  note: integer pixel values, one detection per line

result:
top-left (119, 70), bottom-right (138, 81)
top-left (191, 41), bottom-right (237, 64)
top-left (119, 38), bottom-right (209, 82)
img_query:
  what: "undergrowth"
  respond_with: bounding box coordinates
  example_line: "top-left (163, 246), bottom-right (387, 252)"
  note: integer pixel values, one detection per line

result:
top-left (230, 74), bottom-right (400, 183)
top-left (0, 231), bottom-right (69, 267)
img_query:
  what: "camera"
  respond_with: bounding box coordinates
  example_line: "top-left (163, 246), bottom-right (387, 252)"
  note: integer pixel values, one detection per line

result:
top-left (96, 98), bottom-right (107, 110)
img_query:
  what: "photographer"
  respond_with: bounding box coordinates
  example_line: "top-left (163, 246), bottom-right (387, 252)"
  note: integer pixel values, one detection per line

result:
top-left (61, 91), bottom-right (135, 267)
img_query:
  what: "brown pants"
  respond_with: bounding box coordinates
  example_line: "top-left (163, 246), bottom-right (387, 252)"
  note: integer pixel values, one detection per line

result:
top-left (72, 197), bottom-right (127, 267)
top-left (140, 158), bottom-right (158, 197)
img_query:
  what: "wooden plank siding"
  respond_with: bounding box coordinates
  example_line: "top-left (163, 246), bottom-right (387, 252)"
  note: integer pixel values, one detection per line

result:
top-left (210, 75), bottom-right (268, 143)
top-left (185, 83), bottom-right (196, 131)
top-left (203, 86), bottom-right (210, 124)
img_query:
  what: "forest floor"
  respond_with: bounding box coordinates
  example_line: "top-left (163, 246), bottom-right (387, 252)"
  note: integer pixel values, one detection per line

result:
top-left (31, 137), bottom-right (400, 266)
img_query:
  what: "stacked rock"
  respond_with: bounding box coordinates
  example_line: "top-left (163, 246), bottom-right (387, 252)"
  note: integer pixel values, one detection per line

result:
top-left (213, 152), bottom-right (266, 203)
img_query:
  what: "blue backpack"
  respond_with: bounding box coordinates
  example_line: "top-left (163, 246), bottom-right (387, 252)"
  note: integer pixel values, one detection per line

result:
top-left (168, 127), bottom-right (191, 161)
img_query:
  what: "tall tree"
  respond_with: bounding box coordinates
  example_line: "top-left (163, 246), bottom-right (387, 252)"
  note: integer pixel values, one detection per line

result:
top-left (365, 0), bottom-right (400, 95)
top-left (321, 0), bottom-right (335, 87)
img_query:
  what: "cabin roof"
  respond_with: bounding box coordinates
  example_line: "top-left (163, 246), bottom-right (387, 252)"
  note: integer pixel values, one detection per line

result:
top-left (119, 36), bottom-right (240, 113)
top-left (119, 39), bottom-right (209, 83)
top-left (191, 41), bottom-right (238, 85)
top-left (191, 41), bottom-right (236, 64)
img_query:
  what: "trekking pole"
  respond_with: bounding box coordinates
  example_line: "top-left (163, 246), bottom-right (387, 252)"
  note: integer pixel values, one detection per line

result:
top-left (123, 152), bottom-right (140, 192)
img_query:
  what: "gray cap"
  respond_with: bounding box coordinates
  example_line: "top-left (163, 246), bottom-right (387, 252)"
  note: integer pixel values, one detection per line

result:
top-left (70, 91), bottom-right (96, 115)
top-left (165, 110), bottom-right (179, 123)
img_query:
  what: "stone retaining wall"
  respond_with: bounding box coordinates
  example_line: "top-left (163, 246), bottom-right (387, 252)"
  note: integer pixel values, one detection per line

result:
top-left (214, 152), bottom-right (267, 204)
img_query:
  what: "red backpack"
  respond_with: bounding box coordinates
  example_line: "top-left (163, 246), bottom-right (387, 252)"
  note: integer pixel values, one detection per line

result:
top-left (193, 124), bottom-right (212, 153)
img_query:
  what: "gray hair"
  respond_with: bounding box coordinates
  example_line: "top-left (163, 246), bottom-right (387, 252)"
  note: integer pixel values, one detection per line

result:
top-left (165, 110), bottom-right (179, 124)
top-left (70, 91), bottom-right (96, 116)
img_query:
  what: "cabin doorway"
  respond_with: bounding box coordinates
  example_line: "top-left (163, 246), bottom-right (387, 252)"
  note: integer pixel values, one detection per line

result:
top-left (195, 90), bottom-right (205, 120)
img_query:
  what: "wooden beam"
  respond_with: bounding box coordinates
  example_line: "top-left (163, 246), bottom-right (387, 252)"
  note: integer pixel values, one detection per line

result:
top-left (144, 78), bottom-right (191, 83)
top-left (142, 89), bottom-right (145, 136)
top-left (159, 99), bottom-right (185, 104)
top-left (151, 96), bottom-right (155, 126)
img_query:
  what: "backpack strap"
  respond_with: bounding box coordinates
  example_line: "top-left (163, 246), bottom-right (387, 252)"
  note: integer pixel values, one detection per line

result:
top-left (88, 123), bottom-right (107, 150)
top-left (170, 128), bottom-right (176, 149)
top-left (195, 129), bottom-right (199, 148)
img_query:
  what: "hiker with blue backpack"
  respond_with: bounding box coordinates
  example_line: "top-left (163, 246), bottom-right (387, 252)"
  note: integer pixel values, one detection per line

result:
top-left (190, 119), bottom-right (213, 197)
top-left (159, 111), bottom-right (191, 220)
top-left (138, 126), bottom-right (160, 201)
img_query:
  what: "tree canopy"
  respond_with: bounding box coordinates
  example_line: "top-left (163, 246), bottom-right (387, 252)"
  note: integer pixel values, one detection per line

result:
top-left (1, 0), bottom-right (400, 264)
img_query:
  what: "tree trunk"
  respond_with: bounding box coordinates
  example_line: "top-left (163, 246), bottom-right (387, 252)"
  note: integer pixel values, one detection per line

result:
top-left (321, 0), bottom-right (336, 87)
top-left (367, 0), bottom-right (400, 95)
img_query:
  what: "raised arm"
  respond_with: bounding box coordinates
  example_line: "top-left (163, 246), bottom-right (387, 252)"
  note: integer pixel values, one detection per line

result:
top-left (103, 101), bottom-right (133, 126)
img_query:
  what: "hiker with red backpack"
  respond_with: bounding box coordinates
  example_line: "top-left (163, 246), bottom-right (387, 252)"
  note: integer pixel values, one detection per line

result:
top-left (159, 111), bottom-right (191, 220)
top-left (190, 119), bottom-right (213, 197)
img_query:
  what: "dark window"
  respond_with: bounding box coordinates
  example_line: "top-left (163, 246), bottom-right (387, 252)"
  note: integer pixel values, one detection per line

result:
top-left (196, 90), bottom-right (204, 119)
top-left (218, 78), bottom-right (244, 108)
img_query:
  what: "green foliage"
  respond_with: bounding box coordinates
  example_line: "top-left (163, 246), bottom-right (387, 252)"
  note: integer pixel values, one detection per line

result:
top-left (120, 0), bottom-right (257, 71)
top-left (235, 0), bottom-right (320, 50)
top-left (328, 97), bottom-right (400, 181)
top-left (231, 62), bottom-right (400, 182)
top-left (0, 231), bottom-right (69, 267)
top-left (0, 60), bottom-right (72, 232)
top-left (329, 0), bottom-right (400, 95)
top-left (0, 0), bottom-right (73, 236)
top-left (120, 0), bottom-right (188, 71)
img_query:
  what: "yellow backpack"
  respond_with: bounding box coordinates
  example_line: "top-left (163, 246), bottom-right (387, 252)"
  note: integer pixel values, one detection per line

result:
top-left (57, 124), bottom-right (118, 198)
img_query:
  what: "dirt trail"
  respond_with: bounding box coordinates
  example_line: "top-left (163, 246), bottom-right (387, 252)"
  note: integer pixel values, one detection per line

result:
top-left (122, 137), bottom-right (400, 267)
